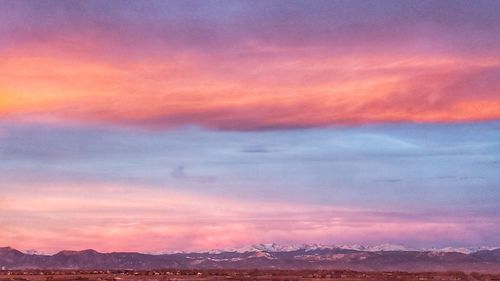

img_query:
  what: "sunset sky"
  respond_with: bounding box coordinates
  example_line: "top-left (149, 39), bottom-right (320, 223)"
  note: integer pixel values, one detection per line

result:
top-left (1, 0), bottom-right (500, 254)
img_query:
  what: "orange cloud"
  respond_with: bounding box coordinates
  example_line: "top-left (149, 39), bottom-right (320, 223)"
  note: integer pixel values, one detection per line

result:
top-left (1, 45), bottom-right (499, 130)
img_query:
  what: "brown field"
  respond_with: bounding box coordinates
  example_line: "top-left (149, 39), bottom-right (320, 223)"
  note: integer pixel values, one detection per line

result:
top-left (1, 270), bottom-right (500, 281)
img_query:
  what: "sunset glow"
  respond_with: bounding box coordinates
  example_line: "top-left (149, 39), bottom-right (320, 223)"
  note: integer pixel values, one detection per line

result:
top-left (1, 0), bottom-right (499, 254)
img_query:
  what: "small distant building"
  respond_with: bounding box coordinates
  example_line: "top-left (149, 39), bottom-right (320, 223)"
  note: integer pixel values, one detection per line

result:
top-left (1, 266), bottom-right (6, 270)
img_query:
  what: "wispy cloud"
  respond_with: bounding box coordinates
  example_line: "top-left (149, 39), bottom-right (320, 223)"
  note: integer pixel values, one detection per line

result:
top-left (2, 183), bottom-right (499, 253)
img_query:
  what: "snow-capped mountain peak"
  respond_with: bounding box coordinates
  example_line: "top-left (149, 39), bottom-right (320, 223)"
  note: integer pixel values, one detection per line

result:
top-left (365, 243), bottom-right (416, 252)
top-left (236, 243), bottom-right (302, 253)
top-left (162, 243), bottom-right (500, 255)
top-left (426, 246), bottom-right (500, 254)
top-left (229, 243), bottom-right (415, 253)
top-left (23, 249), bottom-right (46, 255)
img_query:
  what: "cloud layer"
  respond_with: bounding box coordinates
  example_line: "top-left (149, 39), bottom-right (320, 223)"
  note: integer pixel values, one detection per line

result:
top-left (1, 121), bottom-right (500, 251)
top-left (2, 183), bottom-right (499, 253)
top-left (1, 0), bottom-right (499, 130)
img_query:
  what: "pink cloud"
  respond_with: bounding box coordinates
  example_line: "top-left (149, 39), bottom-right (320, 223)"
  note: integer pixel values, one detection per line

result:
top-left (1, 42), bottom-right (499, 131)
top-left (1, 183), bottom-right (498, 253)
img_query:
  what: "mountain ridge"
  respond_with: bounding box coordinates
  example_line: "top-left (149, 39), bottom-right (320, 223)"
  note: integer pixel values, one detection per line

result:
top-left (2, 245), bottom-right (500, 272)
top-left (161, 243), bottom-right (500, 255)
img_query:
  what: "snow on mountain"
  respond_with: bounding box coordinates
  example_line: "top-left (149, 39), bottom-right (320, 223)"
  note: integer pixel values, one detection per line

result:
top-left (427, 246), bottom-right (500, 254)
top-left (23, 249), bottom-right (46, 255)
top-left (229, 243), bottom-right (415, 253)
top-left (235, 243), bottom-right (303, 253)
top-left (338, 244), bottom-right (368, 251)
top-left (161, 243), bottom-right (500, 255)
top-left (248, 243), bottom-right (500, 254)
top-left (364, 243), bottom-right (417, 252)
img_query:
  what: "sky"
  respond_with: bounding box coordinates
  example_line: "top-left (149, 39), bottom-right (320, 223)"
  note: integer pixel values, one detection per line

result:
top-left (0, 0), bottom-right (500, 254)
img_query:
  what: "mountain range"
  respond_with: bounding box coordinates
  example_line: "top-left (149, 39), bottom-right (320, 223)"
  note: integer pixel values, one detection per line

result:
top-left (2, 244), bottom-right (500, 272)
top-left (198, 243), bottom-right (499, 255)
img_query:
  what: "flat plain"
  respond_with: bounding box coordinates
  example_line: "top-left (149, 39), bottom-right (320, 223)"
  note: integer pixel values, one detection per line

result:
top-left (1, 270), bottom-right (500, 281)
